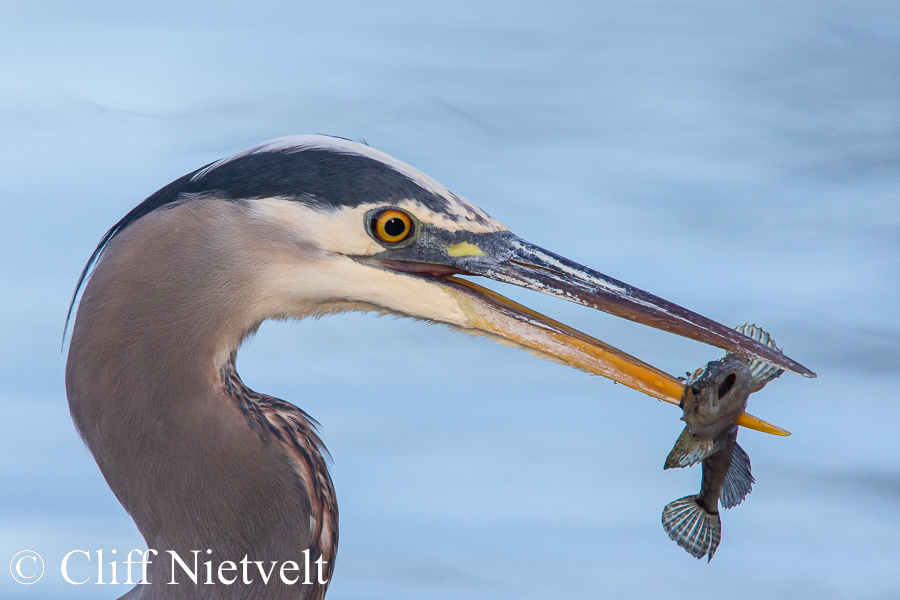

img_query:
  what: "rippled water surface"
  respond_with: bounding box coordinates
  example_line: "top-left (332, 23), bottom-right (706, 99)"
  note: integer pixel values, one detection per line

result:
top-left (1, 2), bottom-right (898, 598)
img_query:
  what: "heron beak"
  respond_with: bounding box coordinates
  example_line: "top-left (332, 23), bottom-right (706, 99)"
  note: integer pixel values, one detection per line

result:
top-left (436, 276), bottom-right (790, 435)
top-left (371, 231), bottom-right (814, 436)
top-left (453, 233), bottom-right (815, 379)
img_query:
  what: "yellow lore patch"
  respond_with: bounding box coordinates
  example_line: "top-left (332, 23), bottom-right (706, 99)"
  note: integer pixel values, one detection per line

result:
top-left (445, 242), bottom-right (485, 257)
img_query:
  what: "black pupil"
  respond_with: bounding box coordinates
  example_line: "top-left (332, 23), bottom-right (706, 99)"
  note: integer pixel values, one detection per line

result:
top-left (384, 217), bottom-right (406, 237)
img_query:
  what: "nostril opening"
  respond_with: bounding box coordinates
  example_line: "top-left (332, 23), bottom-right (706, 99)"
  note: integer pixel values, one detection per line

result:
top-left (717, 373), bottom-right (736, 400)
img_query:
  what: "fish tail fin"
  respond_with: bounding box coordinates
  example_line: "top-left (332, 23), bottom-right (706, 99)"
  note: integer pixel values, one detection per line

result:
top-left (662, 495), bottom-right (722, 562)
top-left (664, 427), bottom-right (722, 469)
top-left (732, 323), bottom-right (785, 390)
top-left (721, 441), bottom-right (755, 509)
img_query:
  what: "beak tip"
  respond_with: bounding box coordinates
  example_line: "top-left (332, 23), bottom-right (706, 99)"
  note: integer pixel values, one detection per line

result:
top-left (736, 411), bottom-right (791, 436)
top-left (792, 364), bottom-right (817, 379)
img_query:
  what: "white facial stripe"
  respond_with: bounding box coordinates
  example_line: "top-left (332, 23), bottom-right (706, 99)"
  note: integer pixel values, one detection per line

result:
top-left (251, 199), bottom-right (384, 255)
top-left (252, 198), bottom-right (504, 254)
top-left (194, 135), bottom-right (507, 233)
top-left (395, 199), bottom-right (505, 234)
top-left (257, 254), bottom-right (470, 327)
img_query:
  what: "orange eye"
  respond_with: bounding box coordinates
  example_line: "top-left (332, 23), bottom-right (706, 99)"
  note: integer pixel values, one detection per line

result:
top-left (372, 209), bottom-right (413, 243)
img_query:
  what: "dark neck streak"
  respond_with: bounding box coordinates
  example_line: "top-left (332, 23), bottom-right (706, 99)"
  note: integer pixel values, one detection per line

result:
top-left (221, 356), bottom-right (338, 595)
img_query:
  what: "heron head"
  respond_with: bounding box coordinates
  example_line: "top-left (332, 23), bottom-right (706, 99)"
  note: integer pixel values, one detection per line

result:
top-left (70, 135), bottom-right (813, 424)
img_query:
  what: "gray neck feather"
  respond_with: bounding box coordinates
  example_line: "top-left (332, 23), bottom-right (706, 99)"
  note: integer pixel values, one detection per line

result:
top-left (66, 198), bottom-right (324, 600)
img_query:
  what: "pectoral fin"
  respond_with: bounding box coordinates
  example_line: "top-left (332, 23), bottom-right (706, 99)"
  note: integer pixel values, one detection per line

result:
top-left (664, 428), bottom-right (723, 469)
top-left (720, 441), bottom-right (755, 509)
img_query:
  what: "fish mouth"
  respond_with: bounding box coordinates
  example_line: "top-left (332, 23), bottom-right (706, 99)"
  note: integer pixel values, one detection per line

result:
top-left (372, 245), bottom-right (803, 437)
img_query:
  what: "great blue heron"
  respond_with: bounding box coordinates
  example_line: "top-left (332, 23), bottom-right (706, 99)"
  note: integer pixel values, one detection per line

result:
top-left (65, 136), bottom-right (813, 600)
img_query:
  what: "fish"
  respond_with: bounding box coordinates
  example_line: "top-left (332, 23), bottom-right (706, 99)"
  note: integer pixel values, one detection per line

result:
top-left (661, 324), bottom-right (785, 561)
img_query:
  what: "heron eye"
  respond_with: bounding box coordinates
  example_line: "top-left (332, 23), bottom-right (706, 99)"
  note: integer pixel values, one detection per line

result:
top-left (372, 209), bottom-right (413, 243)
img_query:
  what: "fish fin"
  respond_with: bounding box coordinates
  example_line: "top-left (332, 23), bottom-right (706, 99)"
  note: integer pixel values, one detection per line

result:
top-left (731, 323), bottom-right (786, 390)
top-left (720, 442), bottom-right (755, 509)
top-left (662, 495), bottom-right (722, 561)
top-left (664, 428), bottom-right (722, 469)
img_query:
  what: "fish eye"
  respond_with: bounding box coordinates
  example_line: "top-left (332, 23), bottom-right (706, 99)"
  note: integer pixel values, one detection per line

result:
top-left (371, 209), bottom-right (413, 243)
top-left (717, 373), bottom-right (736, 400)
top-left (690, 382), bottom-right (702, 397)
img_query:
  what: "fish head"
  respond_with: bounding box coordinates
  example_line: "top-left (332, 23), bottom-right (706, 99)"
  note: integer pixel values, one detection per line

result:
top-left (681, 356), bottom-right (754, 438)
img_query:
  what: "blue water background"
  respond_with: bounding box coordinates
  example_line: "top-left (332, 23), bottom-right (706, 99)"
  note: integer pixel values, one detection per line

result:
top-left (1, 1), bottom-right (898, 598)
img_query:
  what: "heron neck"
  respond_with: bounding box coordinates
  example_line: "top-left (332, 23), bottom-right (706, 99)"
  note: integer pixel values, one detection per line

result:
top-left (65, 200), bottom-right (323, 599)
